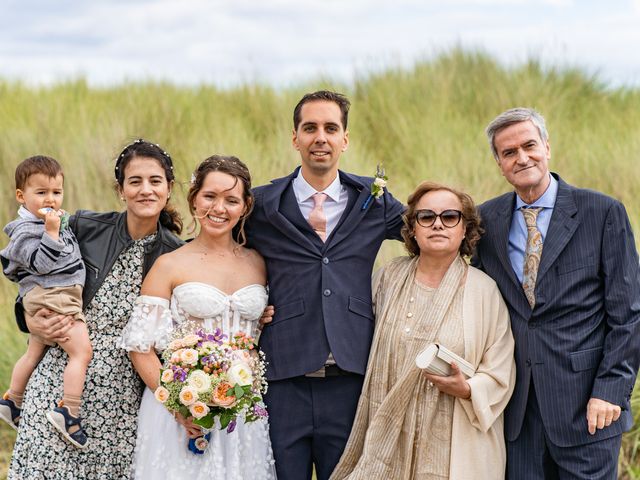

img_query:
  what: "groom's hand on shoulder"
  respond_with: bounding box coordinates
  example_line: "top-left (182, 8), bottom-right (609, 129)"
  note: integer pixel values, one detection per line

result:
top-left (259, 305), bottom-right (275, 329)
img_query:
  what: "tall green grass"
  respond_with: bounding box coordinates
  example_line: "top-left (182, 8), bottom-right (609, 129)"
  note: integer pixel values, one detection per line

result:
top-left (0, 49), bottom-right (638, 478)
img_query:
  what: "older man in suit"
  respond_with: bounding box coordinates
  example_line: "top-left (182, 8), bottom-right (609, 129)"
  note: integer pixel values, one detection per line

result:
top-left (473, 107), bottom-right (640, 479)
top-left (245, 91), bottom-right (405, 480)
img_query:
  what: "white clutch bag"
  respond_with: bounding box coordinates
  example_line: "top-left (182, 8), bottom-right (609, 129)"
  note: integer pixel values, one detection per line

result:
top-left (415, 343), bottom-right (475, 378)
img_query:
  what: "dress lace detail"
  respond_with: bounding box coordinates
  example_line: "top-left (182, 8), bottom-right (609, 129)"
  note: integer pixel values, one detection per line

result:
top-left (9, 235), bottom-right (156, 480)
top-left (120, 296), bottom-right (172, 353)
top-left (129, 282), bottom-right (276, 480)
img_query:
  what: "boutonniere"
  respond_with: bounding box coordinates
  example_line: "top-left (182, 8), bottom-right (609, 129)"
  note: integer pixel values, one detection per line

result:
top-left (361, 164), bottom-right (388, 210)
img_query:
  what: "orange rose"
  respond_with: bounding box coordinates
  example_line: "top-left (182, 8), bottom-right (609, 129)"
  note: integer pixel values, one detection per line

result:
top-left (179, 386), bottom-right (197, 406)
top-left (210, 382), bottom-right (236, 408)
top-left (189, 401), bottom-right (210, 419)
top-left (154, 386), bottom-right (170, 403)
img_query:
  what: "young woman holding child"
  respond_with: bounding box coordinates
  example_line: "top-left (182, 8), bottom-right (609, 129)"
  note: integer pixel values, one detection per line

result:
top-left (7, 140), bottom-right (183, 479)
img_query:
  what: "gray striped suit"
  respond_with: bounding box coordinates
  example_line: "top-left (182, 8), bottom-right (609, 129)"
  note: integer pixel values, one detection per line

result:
top-left (473, 173), bottom-right (640, 478)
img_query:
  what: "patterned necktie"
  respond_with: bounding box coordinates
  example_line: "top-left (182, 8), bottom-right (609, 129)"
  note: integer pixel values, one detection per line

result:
top-left (308, 193), bottom-right (328, 241)
top-left (521, 207), bottom-right (543, 308)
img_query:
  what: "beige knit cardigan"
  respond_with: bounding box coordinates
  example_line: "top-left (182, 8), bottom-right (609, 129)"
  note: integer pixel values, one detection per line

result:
top-left (332, 257), bottom-right (516, 480)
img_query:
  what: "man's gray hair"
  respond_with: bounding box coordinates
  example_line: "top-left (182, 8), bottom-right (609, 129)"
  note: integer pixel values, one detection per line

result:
top-left (485, 108), bottom-right (548, 160)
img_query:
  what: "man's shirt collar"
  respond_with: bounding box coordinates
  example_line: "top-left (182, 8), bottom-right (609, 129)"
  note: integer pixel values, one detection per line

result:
top-left (515, 173), bottom-right (558, 211)
top-left (293, 170), bottom-right (342, 203)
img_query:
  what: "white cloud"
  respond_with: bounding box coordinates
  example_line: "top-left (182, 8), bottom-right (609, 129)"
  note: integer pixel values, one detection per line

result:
top-left (0, 0), bottom-right (637, 87)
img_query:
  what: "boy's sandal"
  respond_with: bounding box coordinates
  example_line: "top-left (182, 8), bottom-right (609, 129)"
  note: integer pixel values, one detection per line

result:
top-left (0, 394), bottom-right (22, 431)
top-left (46, 405), bottom-right (89, 449)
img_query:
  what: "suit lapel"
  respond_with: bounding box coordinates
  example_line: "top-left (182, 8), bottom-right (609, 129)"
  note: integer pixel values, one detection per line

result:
top-left (536, 177), bottom-right (579, 283)
top-left (325, 171), bottom-right (372, 249)
top-left (262, 169), bottom-right (320, 255)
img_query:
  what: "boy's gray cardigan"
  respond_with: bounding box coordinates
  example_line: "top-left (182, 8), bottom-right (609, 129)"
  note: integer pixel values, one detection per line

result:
top-left (0, 207), bottom-right (85, 297)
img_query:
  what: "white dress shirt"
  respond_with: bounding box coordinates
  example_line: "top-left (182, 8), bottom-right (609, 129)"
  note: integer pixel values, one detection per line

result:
top-left (292, 170), bottom-right (348, 239)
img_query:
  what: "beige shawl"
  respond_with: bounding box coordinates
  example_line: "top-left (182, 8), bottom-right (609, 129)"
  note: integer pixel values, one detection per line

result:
top-left (331, 256), bottom-right (516, 479)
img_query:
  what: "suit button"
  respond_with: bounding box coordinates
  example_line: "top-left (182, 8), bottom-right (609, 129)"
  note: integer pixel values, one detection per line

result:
top-left (323, 289), bottom-right (332, 296)
top-left (528, 323), bottom-right (536, 330)
top-left (322, 257), bottom-right (329, 264)
top-left (526, 359), bottom-right (532, 367)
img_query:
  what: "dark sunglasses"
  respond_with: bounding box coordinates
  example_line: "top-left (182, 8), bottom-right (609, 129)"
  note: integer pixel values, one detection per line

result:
top-left (415, 209), bottom-right (464, 228)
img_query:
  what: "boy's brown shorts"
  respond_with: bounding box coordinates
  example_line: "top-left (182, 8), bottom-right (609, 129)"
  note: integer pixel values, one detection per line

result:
top-left (23, 284), bottom-right (84, 346)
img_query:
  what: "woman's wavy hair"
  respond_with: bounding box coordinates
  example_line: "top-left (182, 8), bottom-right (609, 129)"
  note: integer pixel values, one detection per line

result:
top-left (114, 139), bottom-right (182, 235)
top-left (187, 155), bottom-right (253, 246)
top-left (401, 181), bottom-right (483, 258)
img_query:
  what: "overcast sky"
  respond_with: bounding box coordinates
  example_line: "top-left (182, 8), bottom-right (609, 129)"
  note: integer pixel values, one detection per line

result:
top-left (1, 0), bottom-right (639, 88)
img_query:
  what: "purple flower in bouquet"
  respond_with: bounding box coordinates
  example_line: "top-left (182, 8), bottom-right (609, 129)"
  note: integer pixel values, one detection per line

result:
top-left (201, 355), bottom-right (214, 366)
top-left (226, 419), bottom-right (237, 434)
top-left (197, 328), bottom-right (227, 345)
top-left (171, 366), bottom-right (188, 382)
top-left (254, 404), bottom-right (268, 418)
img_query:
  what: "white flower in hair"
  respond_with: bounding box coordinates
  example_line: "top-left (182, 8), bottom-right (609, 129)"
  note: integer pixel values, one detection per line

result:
top-left (190, 173), bottom-right (197, 186)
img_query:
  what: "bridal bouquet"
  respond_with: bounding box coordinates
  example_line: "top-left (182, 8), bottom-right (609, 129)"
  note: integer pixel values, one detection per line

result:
top-left (154, 329), bottom-right (269, 453)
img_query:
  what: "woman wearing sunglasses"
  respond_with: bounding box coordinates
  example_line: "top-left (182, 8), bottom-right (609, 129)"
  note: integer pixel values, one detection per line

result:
top-left (332, 181), bottom-right (516, 479)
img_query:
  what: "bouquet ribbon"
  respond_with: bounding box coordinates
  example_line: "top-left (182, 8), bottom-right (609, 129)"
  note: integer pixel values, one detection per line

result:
top-left (188, 432), bottom-right (212, 455)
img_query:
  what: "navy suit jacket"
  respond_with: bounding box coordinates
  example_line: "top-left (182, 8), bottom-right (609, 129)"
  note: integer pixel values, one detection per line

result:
top-left (245, 168), bottom-right (405, 381)
top-left (473, 173), bottom-right (640, 447)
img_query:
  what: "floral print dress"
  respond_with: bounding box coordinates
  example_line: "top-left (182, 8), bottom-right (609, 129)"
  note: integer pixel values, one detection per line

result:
top-left (9, 235), bottom-right (155, 480)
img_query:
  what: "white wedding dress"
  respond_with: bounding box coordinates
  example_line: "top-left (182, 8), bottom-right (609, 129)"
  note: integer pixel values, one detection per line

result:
top-left (120, 282), bottom-right (277, 479)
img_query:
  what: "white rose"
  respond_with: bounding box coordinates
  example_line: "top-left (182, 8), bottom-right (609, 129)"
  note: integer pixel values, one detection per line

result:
top-left (181, 334), bottom-right (200, 347)
top-left (181, 348), bottom-right (199, 365)
top-left (227, 361), bottom-right (254, 386)
top-left (168, 339), bottom-right (184, 351)
top-left (373, 177), bottom-right (387, 188)
top-left (198, 341), bottom-right (218, 354)
top-left (232, 350), bottom-right (251, 362)
top-left (187, 370), bottom-right (212, 393)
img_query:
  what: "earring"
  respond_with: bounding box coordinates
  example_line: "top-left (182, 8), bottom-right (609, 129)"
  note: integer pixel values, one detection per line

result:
top-left (167, 193), bottom-right (171, 200)
top-left (120, 196), bottom-right (125, 202)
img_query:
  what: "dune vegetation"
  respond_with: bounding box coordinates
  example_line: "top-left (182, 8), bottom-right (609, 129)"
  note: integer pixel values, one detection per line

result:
top-left (0, 49), bottom-right (638, 478)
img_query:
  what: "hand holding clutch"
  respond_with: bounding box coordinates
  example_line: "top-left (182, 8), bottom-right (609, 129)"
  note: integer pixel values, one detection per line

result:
top-left (415, 343), bottom-right (475, 378)
top-left (416, 344), bottom-right (475, 399)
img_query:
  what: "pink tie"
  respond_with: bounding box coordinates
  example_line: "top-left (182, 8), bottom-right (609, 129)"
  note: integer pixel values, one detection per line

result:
top-left (308, 193), bottom-right (328, 241)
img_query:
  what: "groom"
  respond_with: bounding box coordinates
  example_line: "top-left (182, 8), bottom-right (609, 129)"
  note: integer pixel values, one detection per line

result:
top-left (246, 90), bottom-right (405, 480)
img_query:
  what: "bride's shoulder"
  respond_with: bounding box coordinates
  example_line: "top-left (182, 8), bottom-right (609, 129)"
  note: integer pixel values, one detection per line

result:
top-left (149, 245), bottom-right (198, 279)
top-left (152, 246), bottom-right (189, 269)
top-left (238, 246), bottom-right (266, 269)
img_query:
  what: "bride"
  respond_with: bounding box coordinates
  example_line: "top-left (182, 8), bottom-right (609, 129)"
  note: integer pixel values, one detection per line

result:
top-left (120, 155), bottom-right (276, 479)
